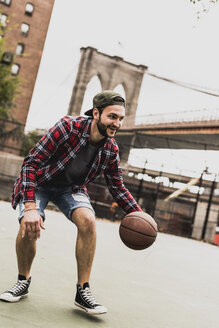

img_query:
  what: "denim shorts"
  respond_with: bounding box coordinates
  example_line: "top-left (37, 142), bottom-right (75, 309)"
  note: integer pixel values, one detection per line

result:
top-left (18, 185), bottom-right (95, 222)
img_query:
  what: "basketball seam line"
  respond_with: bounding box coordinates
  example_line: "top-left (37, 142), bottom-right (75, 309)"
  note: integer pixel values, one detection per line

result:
top-left (120, 225), bottom-right (156, 237)
top-left (125, 215), bottom-right (157, 233)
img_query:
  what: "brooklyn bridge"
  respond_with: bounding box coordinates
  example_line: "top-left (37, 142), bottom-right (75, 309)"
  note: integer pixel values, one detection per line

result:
top-left (116, 107), bottom-right (219, 163)
top-left (0, 47), bottom-right (219, 245)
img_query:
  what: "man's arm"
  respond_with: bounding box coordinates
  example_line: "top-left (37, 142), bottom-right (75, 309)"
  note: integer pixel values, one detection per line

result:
top-left (20, 116), bottom-right (72, 204)
top-left (104, 151), bottom-right (142, 214)
top-left (18, 116), bottom-right (73, 239)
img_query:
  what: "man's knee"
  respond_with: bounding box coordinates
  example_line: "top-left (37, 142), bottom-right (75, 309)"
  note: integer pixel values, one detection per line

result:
top-left (72, 208), bottom-right (96, 234)
top-left (17, 219), bottom-right (37, 244)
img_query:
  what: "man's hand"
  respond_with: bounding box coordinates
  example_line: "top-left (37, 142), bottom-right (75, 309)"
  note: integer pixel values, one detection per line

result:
top-left (21, 209), bottom-right (45, 240)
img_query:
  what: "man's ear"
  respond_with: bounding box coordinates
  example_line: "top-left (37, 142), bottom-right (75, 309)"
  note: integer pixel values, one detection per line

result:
top-left (93, 108), bottom-right (99, 119)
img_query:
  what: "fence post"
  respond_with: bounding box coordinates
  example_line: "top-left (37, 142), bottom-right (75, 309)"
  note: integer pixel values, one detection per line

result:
top-left (190, 170), bottom-right (204, 237)
top-left (136, 161), bottom-right (147, 203)
top-left (152, 166), bottom-right (163, 217)
top-left (201, 174), bottom-right (217, 240)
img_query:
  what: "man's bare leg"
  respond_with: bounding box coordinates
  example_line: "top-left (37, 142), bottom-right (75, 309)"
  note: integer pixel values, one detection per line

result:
top-left (72, 207), bottom-right (96, 286)
top-left (16, 220), bottom-right (36, 280)
top-left (72, 207), bottom-right (107, 314)
top-left (0, 220), bottom-right (37, 302)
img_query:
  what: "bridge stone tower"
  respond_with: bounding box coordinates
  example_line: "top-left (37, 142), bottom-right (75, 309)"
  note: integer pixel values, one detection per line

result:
top-left (68, 47), bottom-right (147, 128)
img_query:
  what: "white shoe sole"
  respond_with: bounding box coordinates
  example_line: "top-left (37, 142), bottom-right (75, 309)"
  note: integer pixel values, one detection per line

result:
top-left (74, 301), bottom-right (107, 315)
top-left (0, 293), bottom-right (28, 303)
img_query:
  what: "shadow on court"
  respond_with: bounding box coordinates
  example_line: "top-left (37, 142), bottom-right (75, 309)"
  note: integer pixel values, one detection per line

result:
top-left (0, 200), bottom-right (219, 328)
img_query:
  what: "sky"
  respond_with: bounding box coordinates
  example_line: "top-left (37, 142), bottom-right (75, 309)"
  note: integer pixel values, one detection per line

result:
top-left (25, 0), bottom-right (219, 177)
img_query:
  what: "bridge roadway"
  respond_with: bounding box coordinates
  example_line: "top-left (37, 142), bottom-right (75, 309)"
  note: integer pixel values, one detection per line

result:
top-left (118, 109), bottom-right (219, 150)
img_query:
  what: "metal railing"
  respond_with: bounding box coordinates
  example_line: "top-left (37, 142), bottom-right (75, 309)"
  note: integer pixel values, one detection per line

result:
top-left (135, 108), bottom-right (219, 126)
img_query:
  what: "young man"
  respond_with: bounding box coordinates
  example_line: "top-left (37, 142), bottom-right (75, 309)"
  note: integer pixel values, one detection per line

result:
top-left (0, 90), bottom-right (142, 314)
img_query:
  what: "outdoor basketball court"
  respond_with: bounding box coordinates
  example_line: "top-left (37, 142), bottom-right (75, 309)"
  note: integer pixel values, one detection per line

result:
top-left (0, 200), bottom-right (218, 328)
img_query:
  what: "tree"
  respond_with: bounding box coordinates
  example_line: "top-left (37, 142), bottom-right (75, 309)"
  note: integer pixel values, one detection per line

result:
top-left (20, 130), bottom-right (42, 157)
top-left (190, 0), bottom-right (218, 19)
top-left (191, 0), bottom-right (218, 2)
top-left (0, 19), bottom-right (20, 140)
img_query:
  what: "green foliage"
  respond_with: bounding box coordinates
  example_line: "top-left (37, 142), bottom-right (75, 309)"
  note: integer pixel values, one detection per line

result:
top-left (0, 38), bottom-right (19, 120)
top-left (190, 0), bottom-right (218, 8)
top-left (190, 0), bottom-right (218, 20)
top-left (20, 130), bottom-right (41, 157)
top-left (190, 0), bottom-right (218, 3)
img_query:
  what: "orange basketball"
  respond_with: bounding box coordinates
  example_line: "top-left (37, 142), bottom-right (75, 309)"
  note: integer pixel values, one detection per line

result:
top-left (119, 211), bottom-right (158, 250)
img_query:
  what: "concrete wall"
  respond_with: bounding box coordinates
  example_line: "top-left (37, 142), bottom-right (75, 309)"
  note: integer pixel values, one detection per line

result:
top-left (0, 151), bottom-right (23, 177)
top-left (192, 201), bottom-right (219, 242)
top-left (0, 151), bottom-right (23, 201)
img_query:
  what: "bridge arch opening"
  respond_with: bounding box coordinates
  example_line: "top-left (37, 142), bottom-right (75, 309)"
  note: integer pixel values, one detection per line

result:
top-left (113, 84), bottom-right (126, 100)
top-left (80, 75), bottom-right (102, 115)
top-left (68, 47), bottom-right (147, 124)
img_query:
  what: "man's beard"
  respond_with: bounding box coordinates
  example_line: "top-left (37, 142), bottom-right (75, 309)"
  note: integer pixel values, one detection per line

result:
top-left (97, 118), bottom-right (118, 138)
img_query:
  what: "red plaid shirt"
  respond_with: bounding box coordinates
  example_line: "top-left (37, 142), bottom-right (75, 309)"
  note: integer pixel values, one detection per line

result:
top-left (12, 116), bottom-right (141, 213)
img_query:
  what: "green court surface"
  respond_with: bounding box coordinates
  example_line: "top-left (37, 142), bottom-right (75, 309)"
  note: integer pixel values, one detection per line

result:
top-left (0, 200), bottom-right (218, 328)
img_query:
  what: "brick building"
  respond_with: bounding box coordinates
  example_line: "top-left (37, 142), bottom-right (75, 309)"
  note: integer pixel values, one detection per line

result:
top-left (0, 0), bottom-right (54, 153)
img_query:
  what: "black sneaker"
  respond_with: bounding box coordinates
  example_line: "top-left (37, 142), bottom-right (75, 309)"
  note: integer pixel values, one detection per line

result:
top-left (0, 276), bottom-right (31, 303)
top-left (74, 282), bottom-right (107, 315)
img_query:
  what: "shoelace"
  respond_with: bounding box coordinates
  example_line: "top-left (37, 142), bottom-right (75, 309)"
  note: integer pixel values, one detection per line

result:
top-left (9, 280), bottom-right (28, 294)
top-left (81, 287), bottom-right (98, 306)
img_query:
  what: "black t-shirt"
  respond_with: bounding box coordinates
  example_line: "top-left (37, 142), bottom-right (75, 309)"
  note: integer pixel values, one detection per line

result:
top-left (48, 142), bottom-right (99, 186)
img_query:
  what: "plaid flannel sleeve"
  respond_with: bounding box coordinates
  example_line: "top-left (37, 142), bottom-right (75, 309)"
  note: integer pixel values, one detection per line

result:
top-left (104, 150), bottom-right (142, 214)
top-left (20, 117), bottom-right (72, 203)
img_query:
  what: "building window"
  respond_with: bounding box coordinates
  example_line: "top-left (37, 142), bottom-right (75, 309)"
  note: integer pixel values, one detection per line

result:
top-left (11, 64), bottom-right (20, 76)
top-left (21, 23), bottom-right (29, 37)
top-left (0, 0), bottom-right (12, 6)
top-left (16, 43), bottom-right (25, 55)
top-left (25, 3), bottom-right (34, 16)
top-left (1, 51), bottom-right (13, 65)
top-left (0, 14), bottom-right (8, 27)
